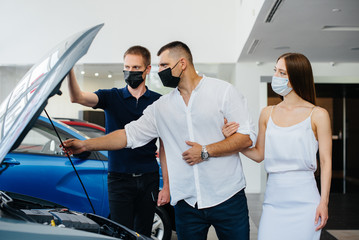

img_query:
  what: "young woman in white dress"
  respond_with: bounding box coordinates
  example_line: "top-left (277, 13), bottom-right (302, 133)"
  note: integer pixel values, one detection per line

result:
top-left (223, 53), bottom-right (332, 240)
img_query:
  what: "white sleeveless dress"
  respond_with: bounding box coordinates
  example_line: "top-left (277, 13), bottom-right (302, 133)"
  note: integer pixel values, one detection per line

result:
top-left (258, 107), bottom-right (322, 240)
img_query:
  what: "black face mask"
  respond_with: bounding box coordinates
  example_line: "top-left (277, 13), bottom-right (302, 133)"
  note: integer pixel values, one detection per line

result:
top-left (158, 60), bottom-right (183, 88)
top-left (123, 70), bottom-right (145, 89)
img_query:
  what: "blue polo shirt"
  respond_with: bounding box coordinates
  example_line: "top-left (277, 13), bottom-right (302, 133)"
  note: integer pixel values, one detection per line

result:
top-left (93, 86), bottom-right (161, 174)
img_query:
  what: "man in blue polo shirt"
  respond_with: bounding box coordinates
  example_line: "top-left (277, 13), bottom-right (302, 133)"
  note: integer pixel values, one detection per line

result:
top-left (67, 45), bottom-right (169, 237)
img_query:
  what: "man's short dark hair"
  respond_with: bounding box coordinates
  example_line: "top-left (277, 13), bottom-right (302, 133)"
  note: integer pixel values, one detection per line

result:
top-left (157, 41), bottom-right (193, 65)
top-left (124, 45), bottom-right (151, 67)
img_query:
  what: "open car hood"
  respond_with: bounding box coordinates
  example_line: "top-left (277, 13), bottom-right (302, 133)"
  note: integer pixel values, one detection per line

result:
top-left (0, 24), bottom-right (104, 163)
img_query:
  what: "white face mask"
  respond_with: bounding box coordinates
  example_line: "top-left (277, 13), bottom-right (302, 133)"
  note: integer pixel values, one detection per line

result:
top-left (271, 76), bottom-right (292, 96)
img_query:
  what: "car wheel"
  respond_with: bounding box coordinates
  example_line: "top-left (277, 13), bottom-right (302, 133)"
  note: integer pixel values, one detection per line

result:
top-left (152, 206), bottom-right (172, 240)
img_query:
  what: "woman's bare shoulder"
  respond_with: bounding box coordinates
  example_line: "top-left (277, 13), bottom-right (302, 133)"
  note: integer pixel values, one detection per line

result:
top-left (262, 105), bottom-right (274, 113)
top-left (259, 105), bottom-right (275, 121)
top-left (312, 106), bottom-right (330, 121)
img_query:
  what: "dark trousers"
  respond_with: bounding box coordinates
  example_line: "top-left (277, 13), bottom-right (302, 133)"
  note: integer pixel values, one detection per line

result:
top-left (174, 189), bottom-right (249, 240)
top-left (107, 171), bottom-right (159, 237)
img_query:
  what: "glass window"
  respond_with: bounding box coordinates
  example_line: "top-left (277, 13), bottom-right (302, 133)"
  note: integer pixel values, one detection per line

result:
top-left (13, 121), bottom-right (71, 156)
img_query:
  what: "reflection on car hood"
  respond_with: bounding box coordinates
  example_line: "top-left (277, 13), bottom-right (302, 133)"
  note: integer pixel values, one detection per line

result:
top-left (0, 24), bottom-right (104, 163)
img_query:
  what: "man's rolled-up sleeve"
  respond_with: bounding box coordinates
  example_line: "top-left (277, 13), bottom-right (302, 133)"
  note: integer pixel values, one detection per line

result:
top-left (223, 85), bottom-right (257, 147)
top-left (125, 102), bottom-right (159, 149)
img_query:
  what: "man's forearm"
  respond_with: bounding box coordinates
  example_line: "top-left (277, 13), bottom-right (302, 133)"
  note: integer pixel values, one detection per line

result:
top-left (84, 129), bottom-right (127, 151)
top-left (207, 133), bottom-right (252, 157)
top-left (68, 69), bottom-right (82, 103)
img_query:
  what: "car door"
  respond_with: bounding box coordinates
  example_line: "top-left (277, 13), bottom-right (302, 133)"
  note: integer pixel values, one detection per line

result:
top-left (0, 118), bottom-right (108, 217)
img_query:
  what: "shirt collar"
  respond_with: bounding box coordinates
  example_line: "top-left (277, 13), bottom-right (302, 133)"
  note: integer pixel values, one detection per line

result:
top-left (195, 75), bottom-right (206, 91)
top-left (175, 74), bottom-right (206, 95)
top-left (122, 85), bottom-right (150, 99)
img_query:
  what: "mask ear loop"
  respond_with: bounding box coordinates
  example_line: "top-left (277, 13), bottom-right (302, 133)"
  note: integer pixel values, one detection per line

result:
top-left (141, 66), bottom-right (148, 80)
top-left (171, 59), bottom-right (181, 70)
top-left (143, 65), bottom-right (149, 74)
top-left (172, 59), bottom-right (184, 78)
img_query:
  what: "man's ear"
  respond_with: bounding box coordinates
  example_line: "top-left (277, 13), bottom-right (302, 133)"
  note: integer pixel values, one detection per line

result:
top-left (147, 65), bottom-right (152, 73)
top-left (180, 57), bottom-right (187, 70)
top-left (144, 65), bottom-right (151, 75)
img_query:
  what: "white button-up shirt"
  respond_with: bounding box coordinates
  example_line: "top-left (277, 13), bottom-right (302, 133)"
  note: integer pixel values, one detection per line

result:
top-left (125, 76), bottom-right (256, 208)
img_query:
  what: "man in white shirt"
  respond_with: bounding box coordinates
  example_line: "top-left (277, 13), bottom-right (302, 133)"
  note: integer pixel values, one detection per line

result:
top-left (62, 41), bottom-right (256, 240)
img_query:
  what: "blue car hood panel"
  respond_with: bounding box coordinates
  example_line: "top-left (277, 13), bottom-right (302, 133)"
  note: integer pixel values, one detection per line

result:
top-left (0, 24), bottom-right (103, 163)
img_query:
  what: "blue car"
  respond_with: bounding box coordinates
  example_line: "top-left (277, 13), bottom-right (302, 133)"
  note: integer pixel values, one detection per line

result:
top-left (1, 115), bottom-right (174, 240)
top-left (1, 115), bottom-right (110, 216)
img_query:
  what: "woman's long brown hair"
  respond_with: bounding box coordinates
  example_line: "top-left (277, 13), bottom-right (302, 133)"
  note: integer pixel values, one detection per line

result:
top-left (278, 53), bottom-right (316, 105)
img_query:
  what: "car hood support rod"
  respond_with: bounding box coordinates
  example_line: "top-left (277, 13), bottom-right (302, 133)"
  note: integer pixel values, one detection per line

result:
top-left (43, 109), bottom-right (96, 214)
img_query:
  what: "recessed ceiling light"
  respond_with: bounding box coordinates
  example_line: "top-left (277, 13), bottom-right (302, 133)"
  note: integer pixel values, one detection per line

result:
top-left (80, 71), bottom-right (85, 75)
top-left (108, 74), bottom-right (112, 78)
top-left (322, 26), bottom-right (359, 31)
top-left (332, 8), bottom-right (341, 13)
top-left (274, 46), bottom-right (290, 50)
top-left (94, 73), bottom-right (99, 77)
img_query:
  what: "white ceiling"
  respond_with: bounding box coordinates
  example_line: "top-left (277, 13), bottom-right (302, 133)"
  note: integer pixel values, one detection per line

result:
top-left (238, 0), bottom-right (359, 63)
top-left (0, 0), bottom-right (239, 65)
top-left (0, 0), bottom-right (358, 68)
